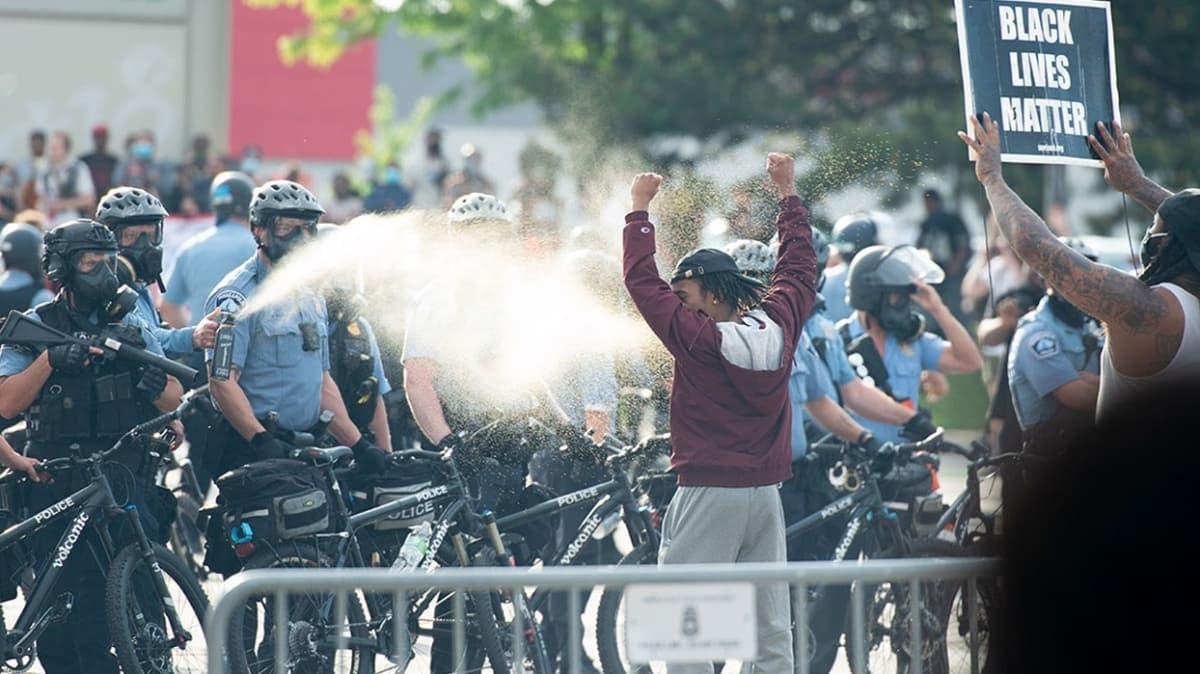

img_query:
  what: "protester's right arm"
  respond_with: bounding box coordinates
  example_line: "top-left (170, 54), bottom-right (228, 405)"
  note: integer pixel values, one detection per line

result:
top-left (0, 353), bottom-right (51, 418)
top-left (403, 357), bottom-right (453, 445)
top-left (208, 369), bottom-right (266, 441)
top-left (622, 173), bottom-right (719, 359)
top-left (1087, 122), bottom-right (1173, 213)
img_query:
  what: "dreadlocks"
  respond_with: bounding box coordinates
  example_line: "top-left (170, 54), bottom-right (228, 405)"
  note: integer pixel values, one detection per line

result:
top-left (699, 272), bottom-right (766, 314)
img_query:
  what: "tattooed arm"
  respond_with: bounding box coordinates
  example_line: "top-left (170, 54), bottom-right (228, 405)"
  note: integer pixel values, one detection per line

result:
top-left (1087, 121), bottom-right (1173, 213)
top-left (959, 113), bottom-right (1185, 377)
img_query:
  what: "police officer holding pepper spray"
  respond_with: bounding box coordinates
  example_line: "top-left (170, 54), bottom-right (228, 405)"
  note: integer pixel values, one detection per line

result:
top-left (202, 180), bottom-right (390, 478)
top-left (0, 219), bottom-right (183, 674)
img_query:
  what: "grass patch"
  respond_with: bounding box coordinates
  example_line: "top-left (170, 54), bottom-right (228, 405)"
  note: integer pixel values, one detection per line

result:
top-left (923, 372), bottom-right (989, 432)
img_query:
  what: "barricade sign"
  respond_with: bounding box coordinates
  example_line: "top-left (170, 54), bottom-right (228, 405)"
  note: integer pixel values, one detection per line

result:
top-left (623, 582), bottom-right (757, 663)
top-left (956, 0), bottom-right (1120, 166)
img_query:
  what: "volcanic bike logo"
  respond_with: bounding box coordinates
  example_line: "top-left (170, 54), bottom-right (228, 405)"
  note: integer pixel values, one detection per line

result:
top-left (53, 511), bottom-right (89, 569)
top-left (561, 511), bottom-right (605, 565)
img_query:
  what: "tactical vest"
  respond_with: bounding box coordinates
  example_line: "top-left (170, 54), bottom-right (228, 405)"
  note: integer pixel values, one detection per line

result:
top-left (328, 316), bottom-right (379, 435)
top-left (24, 300), bottom-right (158, 447)
top-left (838, 320), bottom-right (900, 402)
top-left (0, 282), bottom-right (39, 319)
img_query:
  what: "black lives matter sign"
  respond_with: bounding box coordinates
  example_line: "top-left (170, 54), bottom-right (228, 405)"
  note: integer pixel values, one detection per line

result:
top-left (956, 0), bottom-right (1120, 167)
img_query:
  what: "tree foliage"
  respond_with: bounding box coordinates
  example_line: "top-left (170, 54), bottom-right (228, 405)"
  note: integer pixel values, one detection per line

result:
top-left (251, 0), bottom-right (1200, 198)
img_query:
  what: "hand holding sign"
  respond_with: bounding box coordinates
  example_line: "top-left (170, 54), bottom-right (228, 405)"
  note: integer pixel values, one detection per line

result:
top-left (1087, 121), bottom-right (1147, 193)
top-left (958, 112), bottom-right (1004, 185)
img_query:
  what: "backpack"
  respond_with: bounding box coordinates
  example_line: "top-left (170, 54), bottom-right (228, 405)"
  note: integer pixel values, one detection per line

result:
top-left (215, 458), bottom-right (333, 544)
top-left (346, 459), bottom-right (450, 531)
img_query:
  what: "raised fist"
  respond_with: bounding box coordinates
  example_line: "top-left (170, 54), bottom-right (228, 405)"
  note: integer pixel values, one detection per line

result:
top-left (766, 153), bottom-right (796, 196)
top-left (630, 173), bottom-right (663, 211)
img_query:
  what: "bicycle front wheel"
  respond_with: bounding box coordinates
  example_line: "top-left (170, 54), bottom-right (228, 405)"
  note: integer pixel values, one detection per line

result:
top-left (105, 542), bottom-right (211, 674)
top-left (595, 543), bottom-right (659, 674)
top-left (471, 548), bottom-right (552, 674)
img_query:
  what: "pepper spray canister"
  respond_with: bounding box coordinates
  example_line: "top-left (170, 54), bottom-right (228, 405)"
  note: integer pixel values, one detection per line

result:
top-left (210, 310), bottom-right (238, 381)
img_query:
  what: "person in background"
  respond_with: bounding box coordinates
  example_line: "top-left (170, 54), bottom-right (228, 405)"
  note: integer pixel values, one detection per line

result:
top-left (113, 129), bottom-right (168, 196)
top-left (443, 144), bottom-right (495, 206)
top-left (35, 131), bottom-right (95, 227)
top-left (183, 134), bottom-right (218, 212)
top-left (13, 129), bottom-right (46, 187)
top-left (961, 217), bottom-right (1032, 322)
top-left (917, 188), bottom-right (972, 323)
top-left (824, 211), bottom-right (882, 324)
top-left (838, 244), bottom-right (983, 443)
top-left (1006, 238), bottom-right (1105, 456)
top-left (0, 163), bottom-right (19, 222)
top-left (409, 128), bottom-right (450, 209)
top-left (511, 141), bottom-right (565, 252)
top-left (11, 209), bottom-right (49, 232)
top-left (977, 286), bottom-right (1042, 454)
top-left (0, 222), bottom-right (53, 314)
top-left (79, 124), bottom-right (118, 201)
top-left (325, 172), bottom-right (363, 224)
top-left (363, 162), bottom-right (412, 213)
top-left (239, 144), bottom-right (264, 181)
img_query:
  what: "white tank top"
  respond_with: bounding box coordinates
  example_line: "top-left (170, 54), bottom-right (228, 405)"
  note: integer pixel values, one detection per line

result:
top-left (1097, 283), bottom-right (1200, 420)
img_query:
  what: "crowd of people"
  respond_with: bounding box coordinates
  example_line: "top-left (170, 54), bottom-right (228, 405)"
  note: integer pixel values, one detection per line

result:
top-left (0, 109), bottom-right (1196, 674)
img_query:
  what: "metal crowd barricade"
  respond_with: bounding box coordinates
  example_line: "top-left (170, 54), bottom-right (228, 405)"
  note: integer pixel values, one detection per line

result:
top-left (206, 557), bottom-right (999, 674)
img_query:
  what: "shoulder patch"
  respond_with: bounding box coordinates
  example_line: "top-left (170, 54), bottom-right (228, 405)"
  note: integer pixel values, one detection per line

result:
top-left (1029, 331), bottom-right (1060, 359)
top-left (212, 288), bottom-right (246, 312)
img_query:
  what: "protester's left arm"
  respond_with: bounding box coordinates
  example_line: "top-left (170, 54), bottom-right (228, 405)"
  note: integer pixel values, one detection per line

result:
top-left (1087, 122), bottom-right (1174, 214)
top-left (760, 154), bottom-right (818, 336)
top-left (959, 114), bottom-right (1180, 375)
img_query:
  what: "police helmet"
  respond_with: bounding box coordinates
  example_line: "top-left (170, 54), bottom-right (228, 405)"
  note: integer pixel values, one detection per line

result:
top-left (249, 180), bottom-right (325, 228)
top-left (94, 187), bottom-right (167, 228)
top-left (448, 192), bottom-right (513, 226)
top-left (0, 223), bottom-right (44, 273)
top-left (847, 244), bottom-right (945, 312)
top-left (1059, 236), bottom-right (1099, 262)
top-left (42, 219), bottom-right (119, 284)
top-left (210, 171), bottom-right (255, 221)
top-left (724, 239), bottom-right (775, 281)
top-left (832, 212), bottom-right (882, 261)
top-left (811, 228), bottom-right (831, 270)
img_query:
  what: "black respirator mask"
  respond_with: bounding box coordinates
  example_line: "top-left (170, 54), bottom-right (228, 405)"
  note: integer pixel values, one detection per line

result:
top-left (119, 233), bottom-right (164, 286)
top-left (873, 290), bottom-right (926, 342)
top-left (69, 253), bottom-right (137, 321)
top-left (259, 215), bottom-right (317, 262)
top-left (325, 285), bottom-right (365, 322)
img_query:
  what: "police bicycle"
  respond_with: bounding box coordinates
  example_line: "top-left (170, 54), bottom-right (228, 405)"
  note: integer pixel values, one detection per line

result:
top-left (221, 437), bottom-right (552, 674)
top-left (0, 390), bottom-right (210, 674)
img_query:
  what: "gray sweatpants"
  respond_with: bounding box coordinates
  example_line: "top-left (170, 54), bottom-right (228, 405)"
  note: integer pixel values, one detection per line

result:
top-left (659, 485), bottom-right (793, 674)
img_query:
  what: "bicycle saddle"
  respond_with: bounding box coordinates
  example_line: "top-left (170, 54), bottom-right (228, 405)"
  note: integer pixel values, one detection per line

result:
top-left (291, 445), bottom-right (354, 465)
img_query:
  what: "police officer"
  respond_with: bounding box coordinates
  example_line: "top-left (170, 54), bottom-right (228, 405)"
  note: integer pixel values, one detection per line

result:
top-left (1008, 238), bottom-right (1104, 455)
top-left (0, 219), bottom-right (182, 674)
top-left (316, 223), bottom-right (392, 448)
top-left (204, 180), bottom-right (389, 479)
top-left (823, 211), bottom-right (884, 324)
top-left (94, 186), bottom-right (220, 357)
top-left (838, 244), bottom-right (983, 443)
top-left (0, 222), bottom-right (52, 315)
top-left (160, 171), bottom-right (258, 331)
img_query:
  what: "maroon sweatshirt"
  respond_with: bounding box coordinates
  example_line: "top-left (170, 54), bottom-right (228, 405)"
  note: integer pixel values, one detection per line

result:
top-left (623, 196), bottom-right (817, 487)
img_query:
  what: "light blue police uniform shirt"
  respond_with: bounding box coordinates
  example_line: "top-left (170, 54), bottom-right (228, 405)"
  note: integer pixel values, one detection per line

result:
top-left (0, 270), bottom-right (54, 307)
top-left (164, 220), bottom-right (258, 322)
top-left (552, 351), bottom-right (619, 433)
top-left (789, 331), bottom-right (834, 460)
top-left (1007, 297), bottom-right (1103, 430)
top-left (822, 263), bottom-right (853, 325)
top-left (134, 284), bottom-right (194, 358)
top-left (842, 314), bottom-right (948, 443)
top-left (805, 299), bottom-right (856, 396)
top-left (204, 254), bottom-right (329, 432)
top-left (0, 303), bottom-right (163, 377)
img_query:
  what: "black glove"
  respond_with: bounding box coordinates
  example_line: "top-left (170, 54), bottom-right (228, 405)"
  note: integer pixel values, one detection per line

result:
top-left (899, 409), bottom-right (937, 442)
top-left (858, 431), bottom-right (885, 454)
top-left (47, 342), bottom-right (87, 375)
top-left (560, 427), bottom-right (602, 463)
top-left (436, 432), bottom-right (463, 452)
top-left (251, 431), bottom-right (291, 460)
top-left (351, 436), bottom-right (391, 472)
top-left (136, 365), bottom-right (168, 402)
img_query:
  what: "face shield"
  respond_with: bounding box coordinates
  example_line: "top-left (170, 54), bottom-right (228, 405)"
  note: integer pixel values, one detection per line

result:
top-left (882, 245), bottom-right (946, 286)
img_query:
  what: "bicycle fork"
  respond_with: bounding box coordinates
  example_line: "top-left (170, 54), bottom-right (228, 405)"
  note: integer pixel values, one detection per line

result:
top-left (124, 506), bottom-right (194, 648)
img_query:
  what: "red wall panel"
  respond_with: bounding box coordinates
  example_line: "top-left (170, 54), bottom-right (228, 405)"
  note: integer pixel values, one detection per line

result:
top-left (229, 1), bottom-right (376, 160)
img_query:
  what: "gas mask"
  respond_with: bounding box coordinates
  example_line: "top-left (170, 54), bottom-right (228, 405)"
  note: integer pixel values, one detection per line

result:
top-left (325, 284), bottom-right (365, 323)
top-left (258, 214), bottom-right (317, 262)
top-left (874, 290), bottom-right (926, 342)
top-left (117, 228), bottom-right (164, 285)
top-left (69, 252), bottom-right (137, 320)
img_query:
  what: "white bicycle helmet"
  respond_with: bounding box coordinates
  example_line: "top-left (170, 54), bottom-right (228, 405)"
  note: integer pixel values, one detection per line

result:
top-left (724, 239), bottom-right (776, 281)
top-left (447, 192), bottom-right (514, 226)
